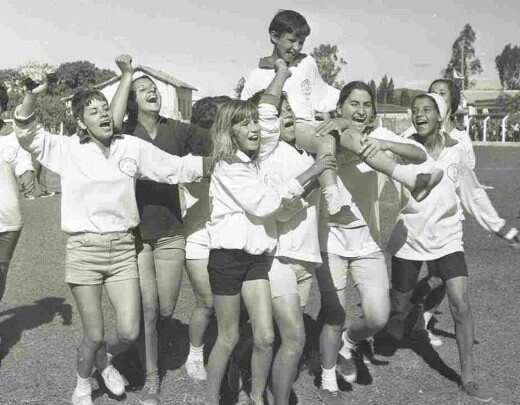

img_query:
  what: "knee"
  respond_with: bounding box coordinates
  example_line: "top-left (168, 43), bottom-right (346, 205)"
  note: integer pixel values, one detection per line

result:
top-left (198, 295), bottom-right (214, 314)
top-left (282, 327), bottom-right (306, 354)
top-left (450, 298), bottom-right (471, 321)
top-left (253, 329), bottom-right (275, 351)
top-left (118, 326), bottom-right (139, 345)
top-left (218, 331), bottom-right (240, 353)
top-left (82, 332), bottom-right (104, 352)
top-left (365, 309), bottom-right (390, 333)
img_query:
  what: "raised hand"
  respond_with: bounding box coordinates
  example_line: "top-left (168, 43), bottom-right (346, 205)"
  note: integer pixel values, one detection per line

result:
top-left (359, 138), bottom-right (388, 160)
top-left (315, 117), bottom-right (350, 138)
top-left (274, 58), bottom-right (291, 79)
top-left (115, 54), bottom-right (134, 75)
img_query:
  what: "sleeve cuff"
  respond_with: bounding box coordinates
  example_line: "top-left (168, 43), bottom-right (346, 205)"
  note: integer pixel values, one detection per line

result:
top-left (14, 106), bottom-right (37, 128)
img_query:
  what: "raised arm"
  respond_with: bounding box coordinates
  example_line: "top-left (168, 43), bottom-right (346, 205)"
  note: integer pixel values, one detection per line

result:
top-left (110, 54), bottom-right (134, 133)
top-left (136, 137), bottom-right (207, 184)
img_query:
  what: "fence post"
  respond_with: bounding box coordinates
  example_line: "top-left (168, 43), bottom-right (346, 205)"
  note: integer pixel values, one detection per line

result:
top-left (501, 115), bottom-right (509, 143)
top-left (483, 116), bottom-right (490, 142)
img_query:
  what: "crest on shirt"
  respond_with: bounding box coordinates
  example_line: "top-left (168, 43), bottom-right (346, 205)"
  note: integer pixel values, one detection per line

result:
top-left (119, 157), bottom-right (138, 177)
top-left (446, 163), bottom-right (458, 183)
top-left (301, 79), bottom-right (312, 97)
top-left (1, 146), bottom-right (18, 163)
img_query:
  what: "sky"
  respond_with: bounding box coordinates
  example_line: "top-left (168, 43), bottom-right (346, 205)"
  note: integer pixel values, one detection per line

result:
top-left (2, 0), bottom-right (519, 98)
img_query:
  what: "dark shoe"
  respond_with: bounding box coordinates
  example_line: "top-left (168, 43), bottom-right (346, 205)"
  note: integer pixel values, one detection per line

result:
top-left (461, 381), bottom-right (493, 403)
top-left (412, 169), bottom-right (444, 202)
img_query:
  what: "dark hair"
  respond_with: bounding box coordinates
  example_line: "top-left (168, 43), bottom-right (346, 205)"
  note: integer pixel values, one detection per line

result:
top-left (269, 10), bottom-right (310, 38)
top-left (428, 79), bottom-right (460, 120)
top-left (0, 82), bottom-right (8, 111)
top-left (337, 81), bottom-right (377, 117)
top-left (127, 75), bottom-right (155, 124)
top-left (191, 95), bottom-right (232, 129)
top-left (71, 89), bottom-right (108, 121)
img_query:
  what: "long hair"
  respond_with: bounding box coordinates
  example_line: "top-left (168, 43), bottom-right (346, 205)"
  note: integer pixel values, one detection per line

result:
top-left (209, 99), bottom-right (258, 173)
top-left (127, 75), bottom-right (155, 125)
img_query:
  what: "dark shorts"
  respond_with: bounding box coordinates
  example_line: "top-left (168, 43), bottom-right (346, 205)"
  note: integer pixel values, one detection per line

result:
top-left (207, 249), bottom-right (272, 296)
top-left (391, 251), bottom-right (468, 292)
top-left (0, 231), bottom-right (21, 264)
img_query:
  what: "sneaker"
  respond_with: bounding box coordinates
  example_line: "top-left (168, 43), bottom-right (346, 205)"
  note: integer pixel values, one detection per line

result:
top-left (318, 387), bottom-right (345, 405)
top-left (100, 364), bottom-right (126, 396)
top-left (71, 391), bottom-right (93, 405)
top-left (411, 169), bottom-right (444, 202)
top-left (138, 373), bottom-right (160, 405)
top-left (426, 329), bottom-right (443, 347)
top-left (461, 381), bottom-right (493, 403)
top-left (185, 356), bottom-right (207, 381)
top-left (337, 338), bottom-right (357, 383)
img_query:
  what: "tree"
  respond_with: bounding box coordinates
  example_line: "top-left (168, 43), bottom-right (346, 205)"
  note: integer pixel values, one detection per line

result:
top-left (400, 89), bottom-right (411, 107)
top-left (495, 44), bottom-right (520, 90)
top-left (368, 80), bottom-right (377, 100)
top-left (56, 61), bottom-right (99, 90)
top-left (387, 78), bottom-right (395, 104)
top-left (442, 23), bottom-right (483, 89)
top-left (233, 76), bottom-right (245, 99)
top-left (310, 44), bottom-right (347, 89)
top-left (377, 75), bottom-right (390, 104)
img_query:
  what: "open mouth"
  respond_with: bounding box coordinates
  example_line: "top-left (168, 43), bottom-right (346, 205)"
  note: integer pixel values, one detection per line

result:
top-left (415, 119), bottom-right (428, 128)
top-left (248, 134), bottom-right (259, 141)
top-left (99, 120), bottom-right (111, 128)
top-left (146, 94), bottom-right (158, 103)
top-left (352, 116), bottom-right (367, 124)
top-left (283, 120), bottom-right (295, 129)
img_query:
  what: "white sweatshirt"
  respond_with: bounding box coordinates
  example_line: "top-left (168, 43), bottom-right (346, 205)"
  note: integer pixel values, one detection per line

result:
top-left (0, 133), bottom-right (34, 232)
top-left (388, 141), bottom-right (504, 260)
top-left (241, 55), bottom-right (339, 122)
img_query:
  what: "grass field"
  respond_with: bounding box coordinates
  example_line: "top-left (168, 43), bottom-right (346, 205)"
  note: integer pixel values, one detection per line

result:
top-left (1, 146), bottom-right (519, 405)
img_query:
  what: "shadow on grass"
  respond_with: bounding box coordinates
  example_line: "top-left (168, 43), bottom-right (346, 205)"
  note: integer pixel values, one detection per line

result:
top-left (0, 297), bottom-right (72, 366)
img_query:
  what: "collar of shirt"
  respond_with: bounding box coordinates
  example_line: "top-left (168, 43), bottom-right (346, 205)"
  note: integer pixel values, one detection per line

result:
top-left (258, 54), bottom-right (307, 69)
top-left (77, 131), bottom-right (124, 144)
top-left (235, 149), bottom-right (255, 163)
top-left (129, 116), bottom-right (170, 141)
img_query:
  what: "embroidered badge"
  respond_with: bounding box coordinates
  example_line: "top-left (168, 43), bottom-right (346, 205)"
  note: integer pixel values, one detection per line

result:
top-left (446, 163), bottom-right (458, 183)
top-left (119, 157), bottom-right (138, 177)
top-left (2, 146), bottom-right (18, 163)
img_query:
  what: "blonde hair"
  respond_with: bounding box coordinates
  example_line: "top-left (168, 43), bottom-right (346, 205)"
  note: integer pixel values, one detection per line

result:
top-left (209, 99), bottom-right (259, 172)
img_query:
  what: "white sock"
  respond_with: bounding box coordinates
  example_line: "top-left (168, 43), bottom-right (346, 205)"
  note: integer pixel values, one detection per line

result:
top-left (424, 311), bottom-right (434, 328)
top-left (391, 164), bottom-right (418, 190)
top-left (321, 365), bottom-right (338, 391)
top-left (339, 331), bottom-right (355, 359)
top-left (323, 184), bottom-right (343, 215)
top-left (188, 343), bottom-right (204, 360)
top-left (74, 374), bottom-right (91, 396)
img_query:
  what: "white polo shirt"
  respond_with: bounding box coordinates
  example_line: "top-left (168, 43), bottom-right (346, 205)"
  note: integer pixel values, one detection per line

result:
top-left (321, 127), bottom-right (424, 258)
top-left (257, 102), bottom-right (321, 264)
top-left (0, 133), bottom-right (34, 232)
top-left (241, 55), bottom-right (340, 122)
top-left (387, 141), bottom-right (501, 261)
top-left (207, 149), bottom-right (305, 256)
top-left (15, 121), bottom-right (203, 234)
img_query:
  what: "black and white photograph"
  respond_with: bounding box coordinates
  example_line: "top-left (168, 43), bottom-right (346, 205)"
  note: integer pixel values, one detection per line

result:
top-left (1, 1), bottom-right (520, 404)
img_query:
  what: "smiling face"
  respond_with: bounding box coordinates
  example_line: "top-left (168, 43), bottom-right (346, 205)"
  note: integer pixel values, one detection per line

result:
top-left (271, 32), bottom-right (306, 64)
top-left (132, 76), bottom-right (161, 114)
top-left (412, 96), bottom-right (442, 139)
top-left (78, 98), bottom-right (114, 145)
top-left (338, 89), bottom-right (375, 132)
top-left (231, 117), bottom-right (261, 156)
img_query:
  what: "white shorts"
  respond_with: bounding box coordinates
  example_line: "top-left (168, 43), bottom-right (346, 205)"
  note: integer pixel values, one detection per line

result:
top-left (268, 257), bottom-right (318, 307)
top-left (185, 228), bottom-right (210, 260)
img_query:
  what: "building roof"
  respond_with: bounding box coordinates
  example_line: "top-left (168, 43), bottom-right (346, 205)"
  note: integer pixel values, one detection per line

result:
top-left (463, 89), bottom-right (520, 105)
top-left (61, 65), bottom-right (197, 102)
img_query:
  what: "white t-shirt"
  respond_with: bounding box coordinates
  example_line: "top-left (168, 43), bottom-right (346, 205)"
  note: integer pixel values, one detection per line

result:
top-left (241, 55), bottom-right (340, 122)
top-left (320, 127), bottom-right (422, 257)
top-left (0, 133), bottom-right (33, 232)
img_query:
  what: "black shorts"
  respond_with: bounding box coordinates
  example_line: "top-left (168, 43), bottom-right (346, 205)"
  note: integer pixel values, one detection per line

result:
top-left (207, 249), bottom-right (272, 296)
top-left (0, 231), bottom-right (21, 264)
top-left (391, 251), bottom-right (468, 292)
